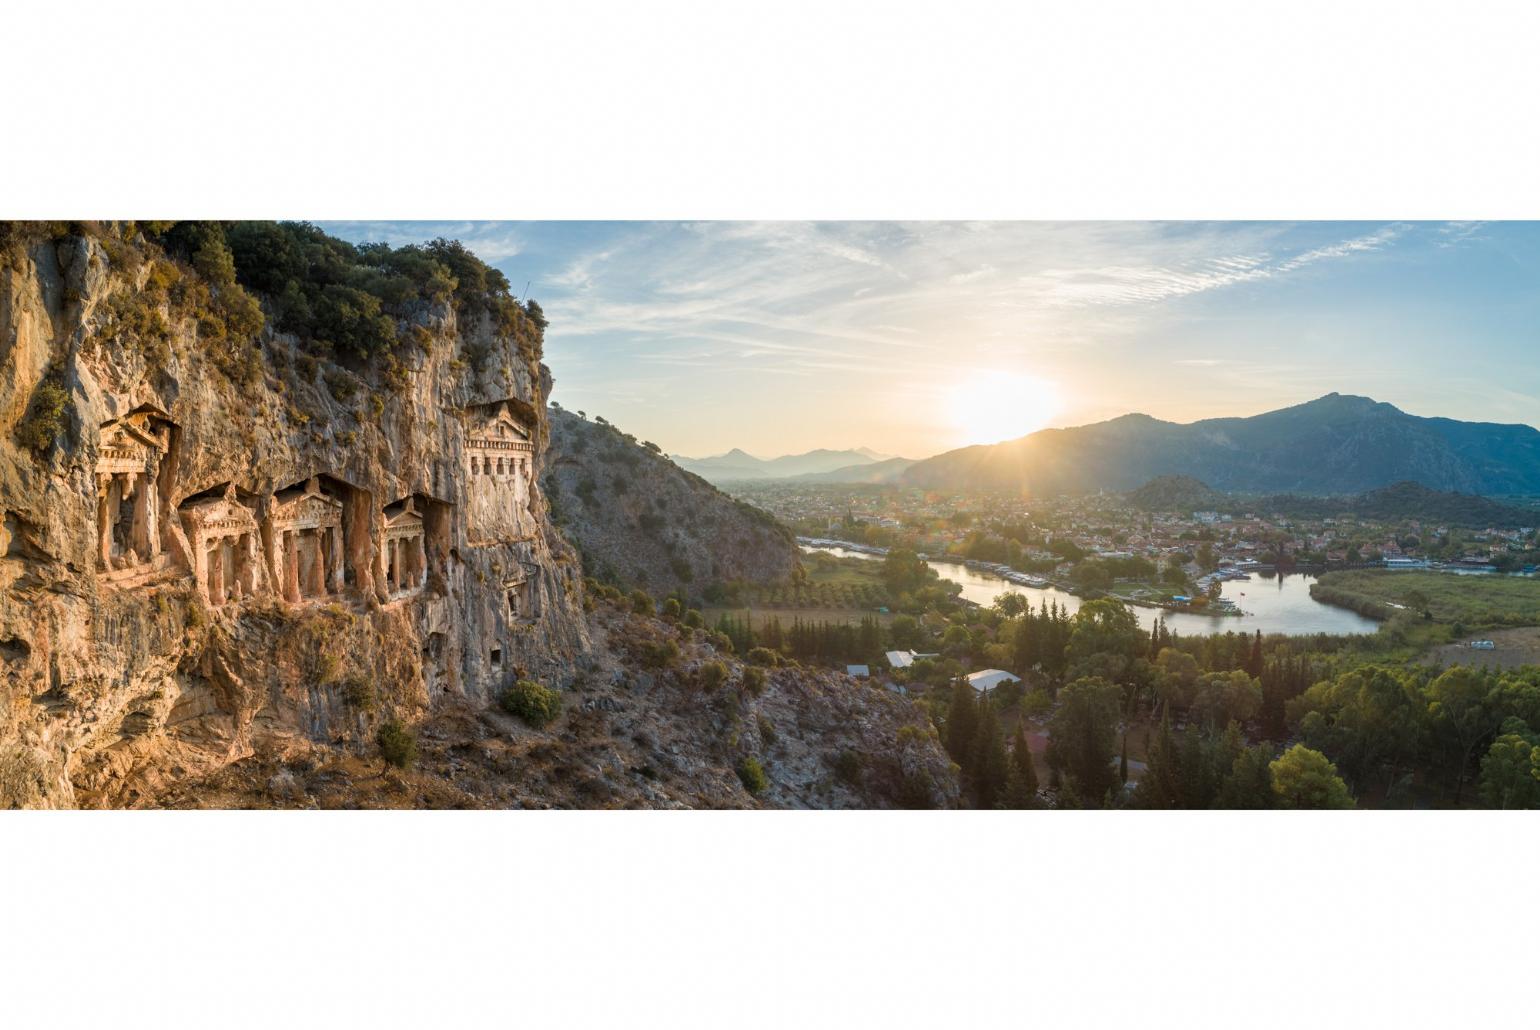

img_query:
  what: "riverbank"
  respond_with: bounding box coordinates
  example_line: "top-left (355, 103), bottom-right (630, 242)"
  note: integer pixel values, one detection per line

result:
top-left (798, 537), bottom-right (1241, 617)
top-left (1310, 569), bottom-right (1540, 628)
top-left (798, 538), bottom-right (1382, 636)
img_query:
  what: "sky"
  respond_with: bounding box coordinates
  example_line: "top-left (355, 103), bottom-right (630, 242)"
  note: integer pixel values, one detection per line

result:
top-left (318, 221), bottom-right (1540, 460)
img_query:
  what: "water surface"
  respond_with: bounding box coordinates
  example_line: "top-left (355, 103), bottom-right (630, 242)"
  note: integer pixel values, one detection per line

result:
top-left (801, 544), bottom-right (1381, 637)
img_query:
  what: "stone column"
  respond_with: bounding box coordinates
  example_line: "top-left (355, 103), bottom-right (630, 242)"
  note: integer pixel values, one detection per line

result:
top-left (328, 525), bottom-right (344, 594)
top-left (304, 531), bottom-right (325, 597)
top-left (144, 465), bottom-right (161, 561)
top-left (96, 476), bottom-right (112, 568)
top-left (414, 534), bottom-right (426, 589)
top-left (240, 532), bottom-right (258, 598)
top-left (105, 475), bottom-right (124, 566)
top-left (208, 539), bottom-right (226, 605)
top-left (283, 530), bottom-right (300, 603)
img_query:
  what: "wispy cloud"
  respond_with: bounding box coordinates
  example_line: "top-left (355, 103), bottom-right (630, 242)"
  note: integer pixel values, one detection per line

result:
top-left (317, 220), bottom-right (1526, 455)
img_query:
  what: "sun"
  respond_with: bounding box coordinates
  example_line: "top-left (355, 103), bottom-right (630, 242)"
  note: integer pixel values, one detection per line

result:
top-left (945, 371), bottom-right (1062, 446)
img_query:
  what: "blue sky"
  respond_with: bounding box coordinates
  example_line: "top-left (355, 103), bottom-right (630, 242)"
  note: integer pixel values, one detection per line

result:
top-left (319, 221), bottom-right (1540, 459)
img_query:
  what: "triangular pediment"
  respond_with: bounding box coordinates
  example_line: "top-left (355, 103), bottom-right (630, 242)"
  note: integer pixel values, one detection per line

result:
top-left (101, 419), bottom-right (161, 453)
top-left (383, 497), bottom-right (423, 528)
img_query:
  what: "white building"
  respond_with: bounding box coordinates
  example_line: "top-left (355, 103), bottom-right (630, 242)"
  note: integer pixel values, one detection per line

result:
top-left (966, 669), bottom-right (1021, 694)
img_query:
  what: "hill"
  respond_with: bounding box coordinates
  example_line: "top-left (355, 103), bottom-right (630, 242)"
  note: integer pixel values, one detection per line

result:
top-left (675, 446), bottom-right (888, 483)
top-left (785, 456), bottom-right (918, 484)
top-left (1126, 475), bottom-right (1227, 512)
top-left (1126, 476), bottom-right (1536, 528)
top-left (902, 393), bottom-right (1540, 496)
top-left (544, 408), bottom-right (800, 602)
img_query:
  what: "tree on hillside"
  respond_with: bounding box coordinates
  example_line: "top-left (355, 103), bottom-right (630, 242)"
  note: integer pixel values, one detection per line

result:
top-left (1066, 599), bottom-right (1145, 675)
top-left (969, 699), bottom-right (1009, 809)
top-left (1270, 744), bottom-right (1354, 809)
top-left (1478, 726), bottom-right (1540, 810)
top-left (1192, 670), bottom-right (1262, 730)
top-left (1215, 744), bottom-right (1276, 809)
top-left (1002, 721), bottom-right (1039, 808)
top-left (1425, 665), bottom-right (1500, 805)
top-left (1047, 676), bottom-right (1123, 800)
top-left (945, 681), bottom-right (978, 768)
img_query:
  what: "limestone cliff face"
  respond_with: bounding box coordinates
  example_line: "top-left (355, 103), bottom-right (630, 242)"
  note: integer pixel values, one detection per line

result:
top-left (544, 407), bottom-right (800, 603)
top-left (0, 230), bottom-right (588, 807)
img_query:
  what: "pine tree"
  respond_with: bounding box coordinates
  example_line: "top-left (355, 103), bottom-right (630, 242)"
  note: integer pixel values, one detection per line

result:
top-left (1119, 731), bottom-right (1129, 785)
top-left (945, 681), bottom-right (978, 769)
top-left (1246, 630), bottom-right (1264, 678)
top-left (969, 697), bottom-right (1009, 809)
top-left (1001, 723), bottom-right (1039, 809)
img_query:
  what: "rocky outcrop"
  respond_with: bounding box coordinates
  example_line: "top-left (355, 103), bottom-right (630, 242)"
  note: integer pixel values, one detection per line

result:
top-left (0, 223), bottom-right (955, 810)
top-left (0, 225), bottom-right (588, 807)
top-left (543, 407), bottom-right (799, 603)
top-left (144, 596), bottom-right (960, 810)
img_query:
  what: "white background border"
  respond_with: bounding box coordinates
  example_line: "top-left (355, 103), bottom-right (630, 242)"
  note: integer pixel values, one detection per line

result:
top-left (6, 2), bottom-right (1539, 1027)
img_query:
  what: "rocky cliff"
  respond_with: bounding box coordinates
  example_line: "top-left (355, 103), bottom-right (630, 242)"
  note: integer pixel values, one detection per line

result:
top-left (544, 407), bottom-right (799, 603)
top-left (1, 223), bottom-right (958, 810)
top-left (0, 222), bottom-right (588, 807)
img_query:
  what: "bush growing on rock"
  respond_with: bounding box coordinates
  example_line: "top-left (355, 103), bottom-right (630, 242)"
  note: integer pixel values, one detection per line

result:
top-left (746, 647), bottom-right (781, 668)
top-left (742, 666), bottom-right (768, 696)
top-left (736, 756), bottom-right (769, 796)
top-left (630, 589), bottom-right (654, 615)
top-left (499, 679), bottom-right (563, 728)
top-left (642, 639), bottom-right (681, 669)
top-left (832, 750), bottom-right (864, 785)
top-left (14, 374), bottom-right (69, 454)
top-left (661, 597), bottom-right (682, 620)
top-left (682, 609), bottom-right (705, 629)
top-left (377, 719), bottom-right (417, 770)
top-left (341, 673), bottom-right (376, 712)
top-left (699, 661), bottom-right (729, 692)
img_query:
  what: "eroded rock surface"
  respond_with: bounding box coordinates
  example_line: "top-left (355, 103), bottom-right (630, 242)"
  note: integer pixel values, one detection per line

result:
top-left (1, 228), bottom-right (587, 807)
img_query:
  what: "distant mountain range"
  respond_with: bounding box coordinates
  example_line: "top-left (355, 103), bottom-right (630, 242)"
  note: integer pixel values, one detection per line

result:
top-left (673, 446), bottom-right (910, 483)
top-left (900, 394), bottom-right (1540, 497)
top-left (1127, 475), bottom-right (1537, 528)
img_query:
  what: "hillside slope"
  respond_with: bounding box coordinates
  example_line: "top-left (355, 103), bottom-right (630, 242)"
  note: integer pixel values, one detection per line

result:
top-left (144, 596), bottom-right (960, 809)
top-left (1126, 475), bottom-right (1536, 527)
top-left (544, 408), bottom-right (799, 603)
top-left (901, 393), bottom-right (1540, 496)
top-left (675, 446), bottom-right (885, 483)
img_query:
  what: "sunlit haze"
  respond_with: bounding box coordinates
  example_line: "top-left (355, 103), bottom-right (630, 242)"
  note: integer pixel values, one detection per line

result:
top-left (320, 221), bottom-right (1540, 459)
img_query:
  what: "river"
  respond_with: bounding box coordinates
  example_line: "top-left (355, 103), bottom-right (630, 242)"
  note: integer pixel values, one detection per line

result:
top-left (800, 544), bottom-right (1382, 637)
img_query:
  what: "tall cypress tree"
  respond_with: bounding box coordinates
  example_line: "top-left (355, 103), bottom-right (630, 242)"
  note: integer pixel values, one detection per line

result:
top-left (969, 698), bottom-right (1008, 809)
top-left (1002, 721), bottom-right (1039, 808)
top-left (945, 681), bottom-right (978, 768)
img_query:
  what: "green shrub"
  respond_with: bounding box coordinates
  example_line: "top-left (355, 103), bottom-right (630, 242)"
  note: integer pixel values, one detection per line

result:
top-left (746, 647), bottom-right (781, 668)
top-left (630, 589), bottom-right (654, 615)
top-left (699, 661), bottom-right (729, 691)
top-left (742, 666), bottom-right (768, 696)
top-left (662, 597), bottom-right (682, 619)
top-left (833, 750), bottom-right (864, 785)
top-left (682, 609), bottom-right (705, 629)
top-left (642, 639), bottom-right (680, 669)
top-left (736, 757), bottom-right (769, 796)
top-left (757, 715), bottom-right (777, 746)
top-left (341, 674), bottom-right (376, 712)
top-left (14, 376), bottom-right (68, 454)
top-left (499, 679), bottom-right (562, 728)
top-left (377, 718), bottom-right (417, 769)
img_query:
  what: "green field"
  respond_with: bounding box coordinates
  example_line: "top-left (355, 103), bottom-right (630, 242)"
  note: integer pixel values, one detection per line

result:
top-left (748, 552), bottom-right (893, 611)
top-left (702, 606), bottom-right (894, 630)
top-left (1311, 570), bottom-right (1540, 629)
